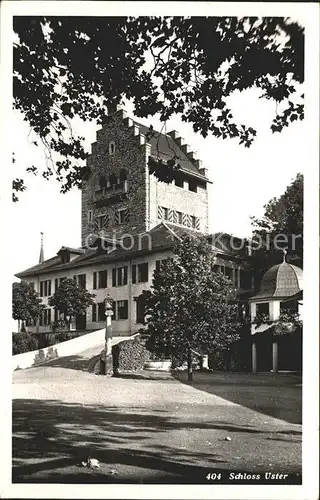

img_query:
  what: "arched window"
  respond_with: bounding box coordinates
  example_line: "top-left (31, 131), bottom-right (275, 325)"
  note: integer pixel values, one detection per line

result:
top-left (119, 169), bottom-right (127, 182)
top-left (109, 141), bottom-right (115, 155)
top-left (109, 173), bottom-right (117, 186)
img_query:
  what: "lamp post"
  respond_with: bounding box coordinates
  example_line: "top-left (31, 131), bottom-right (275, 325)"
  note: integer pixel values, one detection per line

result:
top-left (103, 294), bottom-right (114, 375)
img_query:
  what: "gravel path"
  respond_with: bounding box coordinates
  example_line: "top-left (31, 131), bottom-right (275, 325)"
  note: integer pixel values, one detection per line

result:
top-left (12, 358), bottom-right (302, 484)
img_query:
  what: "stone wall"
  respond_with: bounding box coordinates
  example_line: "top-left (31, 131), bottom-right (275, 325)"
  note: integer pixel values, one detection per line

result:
top-left (81, 111), bottom-right (150, 246)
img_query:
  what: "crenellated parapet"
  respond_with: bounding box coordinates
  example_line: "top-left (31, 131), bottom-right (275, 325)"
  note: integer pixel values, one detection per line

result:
top-left (168, 129), bottom-right (208, 179)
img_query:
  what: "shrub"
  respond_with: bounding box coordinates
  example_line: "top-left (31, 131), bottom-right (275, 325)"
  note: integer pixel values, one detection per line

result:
top-left (112, 335), bottom-right (150, 374)
top-left (12, 332), bottom-right (39, 355)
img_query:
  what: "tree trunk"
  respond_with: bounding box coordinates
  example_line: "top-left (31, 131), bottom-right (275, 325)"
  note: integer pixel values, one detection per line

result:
top-left (187, 347), bottom-right (193, 382)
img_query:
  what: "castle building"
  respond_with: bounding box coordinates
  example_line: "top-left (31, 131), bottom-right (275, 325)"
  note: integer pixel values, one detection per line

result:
top-left (15, 109), bottom-right (254, 336)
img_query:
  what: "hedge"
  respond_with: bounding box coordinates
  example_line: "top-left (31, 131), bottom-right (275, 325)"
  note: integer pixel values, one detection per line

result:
top-left (12, 330), bottom-right (88, 355)
top-left (112, 335), bottom-right (151, 374)
top-left (12, 332), bottom-right (39, 355)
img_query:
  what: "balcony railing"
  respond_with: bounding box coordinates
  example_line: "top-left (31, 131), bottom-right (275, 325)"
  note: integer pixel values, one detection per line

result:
top-left (93, 181), bottom-right (128, 205)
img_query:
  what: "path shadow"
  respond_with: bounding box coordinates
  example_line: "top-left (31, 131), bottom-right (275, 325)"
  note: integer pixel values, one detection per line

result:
top-left (173, 372), bottom-right (302, 425)
top-left (113, 371), bottom-right (173, 381)
top-left (32, 355), bottom-right (91, 371)
top-left (12, 398), bottom-right (301, 484)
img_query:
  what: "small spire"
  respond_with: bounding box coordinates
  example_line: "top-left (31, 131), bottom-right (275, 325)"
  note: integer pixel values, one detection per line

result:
top-left (39, 232), bottom-right (44, 264)
top-left (282, 248), bottom-right (287, 263)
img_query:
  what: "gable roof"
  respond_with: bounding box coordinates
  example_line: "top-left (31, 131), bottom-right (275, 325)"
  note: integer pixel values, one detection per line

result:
top-left (15, 223), bottom-right (179, 278)
top-left (15, 223), bottom-right (250, 279)
top-left (134, 122), bottom-right (206, 179)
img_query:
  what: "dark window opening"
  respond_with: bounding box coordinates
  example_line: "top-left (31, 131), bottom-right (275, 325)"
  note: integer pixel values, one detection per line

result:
top-left (137, 263), bottom-right (148, 283)
top-left (136, 297), bottom-right (146, 324)
top-left (98, 270), bottom-right (108, 288)
top-left (256, 302), bottom-right (270, 318)
top-left (280, 300), bottom-right (299, 313)
top-left (98, 302), bottom-right (105, 321)
top-left (189, 180), bottom-right (198, 193)
top-left (112, 266), bottom-right (128, 287)
top-left (92, 304), bottom-right (97, 322)
top-left (40, 280), bottom-right (51, 297)
top-left (74, 274), bottom-right (86, 289)
top-left (117, 300), bottom-right (128, 320)
top-left (40, 308), bottom-right (51, 326)
top-left (174, 176), bottom-right (184, 188)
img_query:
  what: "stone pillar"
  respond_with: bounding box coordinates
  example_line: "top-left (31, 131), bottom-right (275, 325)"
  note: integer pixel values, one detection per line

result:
top-left (250, 302), bottom-right (257, 322)
top-left (202, 355), bottom-right (209, 370)
top-left (272, 341), bottom-right (278, 373)
top-left (270, 300), bottom-right (280, 321)
top-left (252, 341), bottom-right (257, 373)
top-left (237, 266), bottom-right (241, 288)
top-left (102, 295), bottom-right (114, 375)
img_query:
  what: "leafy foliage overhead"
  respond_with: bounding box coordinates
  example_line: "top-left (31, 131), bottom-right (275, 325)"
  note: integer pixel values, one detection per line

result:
top-left (48, 277), bottom-right (95, 324)
top-left (13, 16), bottom-right (304, 196)
top-left (141, 235), bottom-right (241, 367)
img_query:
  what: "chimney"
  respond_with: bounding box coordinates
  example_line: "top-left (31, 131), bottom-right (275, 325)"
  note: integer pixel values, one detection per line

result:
top-left (39, 232), bottom-right (44, 264)
top-left (168, 130), bottom-right (179, 140)
top-left (107, 103), bottom-right (117, 115)
top-left (199, 167), bottom-right (208, 177)
top-left (181, 144), bottom-right (190, 155)
top-left (193, 159), bottom-right (203, 169)
top-left (187, 151), bottom-right (196, 161)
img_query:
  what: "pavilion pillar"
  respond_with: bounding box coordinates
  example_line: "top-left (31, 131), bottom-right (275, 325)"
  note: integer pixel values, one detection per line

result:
top-left (232, 267), bottom-right (236, 286)
top-left (272, 340), bottom-right (278, 373)
top-left (252, 341), bottom-right (257, 373)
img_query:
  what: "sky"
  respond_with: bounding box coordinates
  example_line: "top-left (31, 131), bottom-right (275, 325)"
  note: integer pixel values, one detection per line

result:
top-left (11, 86), bottom-right (305, 277)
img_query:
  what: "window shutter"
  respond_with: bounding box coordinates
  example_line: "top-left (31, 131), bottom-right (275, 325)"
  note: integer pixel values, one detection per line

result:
top-left (112, 300), bottom-right (117, 319)
top-left (124, 266), bottom-right (128, 285)
top-left (124, 300), bottom-right (128, 319)
top-left (92, 304), bottom-right (96, 322)
top-left (132, 264), bottom-right (137, 284)
top-left (83, 274), bottom-right (86, 289)
top-left (155, 260), bottom-right (160, 272)
top-left (117, 268), bottom-right (122, 286)
top-left (73, 275), bottom-right (77, 282)
top-left (112, 268), bottom-right (117, 287)
top-left (55, 279), bottom-right (58, 292)
top-left (48, 308), bottom-right (52, 324)
top-left (143, 263), bottom-right (148, 282)
top-left (93, 272), bottom-right (97, 290)
top-left (48, 281), bottom-right (51, 296)
top-left (40, 281), bottom-right (43, 297)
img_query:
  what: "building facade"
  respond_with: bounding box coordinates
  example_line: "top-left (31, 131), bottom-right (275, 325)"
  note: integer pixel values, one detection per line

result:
top-left (15, 109), bottom-right (254, 335)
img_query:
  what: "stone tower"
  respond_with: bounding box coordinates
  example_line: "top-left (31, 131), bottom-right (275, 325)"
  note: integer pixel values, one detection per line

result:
top-left (81, 109), bottom-right (210, 247)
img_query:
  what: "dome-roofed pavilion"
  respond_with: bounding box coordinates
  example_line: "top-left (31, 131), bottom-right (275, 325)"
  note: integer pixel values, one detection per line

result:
top-left (252, 251), bottom-right (303, 301)
top-left (249, 250), bottom-right (303, 374)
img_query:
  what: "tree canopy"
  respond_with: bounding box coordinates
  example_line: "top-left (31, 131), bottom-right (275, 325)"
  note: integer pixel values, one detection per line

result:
top-left (13, 16), bottom-right (304, 198)
top-left (48, 278), bottom-right (95, 325)
top-left (251, 172), bottom-right (303, 279)
top-left (12, 281), bottom-right (44, 331)
top-left (140, 235), bottom-right (240, 379)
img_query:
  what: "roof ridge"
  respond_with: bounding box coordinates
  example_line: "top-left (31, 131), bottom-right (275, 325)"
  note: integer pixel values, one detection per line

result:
top-left (161, 222), bottom-right (182, 242)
